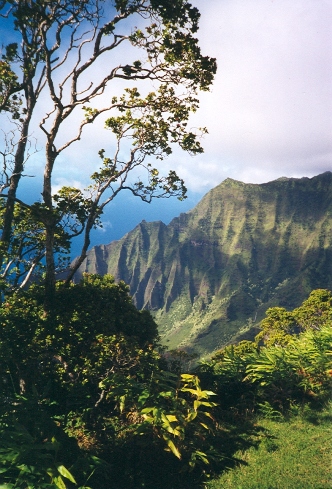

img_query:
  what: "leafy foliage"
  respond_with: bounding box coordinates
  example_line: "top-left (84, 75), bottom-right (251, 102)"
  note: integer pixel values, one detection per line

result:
top-left (0, 282), bottom-right (330, 487)
top-left (0, 274), bottom-right (222, 488)
top-left (199, 290), bottom-right (332, 415)
top-left (102, 371), bottom-right (217, 464)
top-left (0, 393), bottom-right (112, 488)
top-left (0, 200), bottom-right (72, 291)
top-left (256, 289), bottom-right (332, 346)
top-left (0, 274), bottom-right (158, 400)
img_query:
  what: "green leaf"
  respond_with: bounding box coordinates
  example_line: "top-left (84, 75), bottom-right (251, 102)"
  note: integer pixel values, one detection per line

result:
top-left (201, 411), bottom-right (214, 420)
top-left (194, 450), bottom-right (210, 464)
top-left (56, 464), bottom-right (77, 483)
top-left (199, 401), bottom-right (217, 407)
top-left (54, 475), bottom-right (67, 489)
top-left (165, 414), bottom-right (178, 422)
top-left (186, 411), bottom-right (197, 422)
top-left (140, 407), bottom-right (154, 414)
top-left (199, 422), bottom-right (210, 430)
top-left (181, 387), bottom-right (199, 396)
top-left (194, 400), bottom-right (201, 410)
top-left (181, 374), bottom-right (195, 381)
top-left (163, 436), bottom-right (181, 459)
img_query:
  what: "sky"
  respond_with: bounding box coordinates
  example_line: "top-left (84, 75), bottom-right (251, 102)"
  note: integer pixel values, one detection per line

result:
top-left (186, 0), bottom-right (332, 188)
top-left (1, 0), bottom-right (332, 254)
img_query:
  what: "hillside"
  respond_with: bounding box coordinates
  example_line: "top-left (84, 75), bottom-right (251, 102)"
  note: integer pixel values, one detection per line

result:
top-left (75, 172), bottom-right (332, 356)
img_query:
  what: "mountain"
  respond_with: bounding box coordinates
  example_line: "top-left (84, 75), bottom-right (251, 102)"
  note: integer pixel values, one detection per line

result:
top-left (75, 172), bottom-right (332, 357)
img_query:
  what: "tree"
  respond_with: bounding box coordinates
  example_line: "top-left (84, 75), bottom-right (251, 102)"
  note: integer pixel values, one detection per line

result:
top-left (255, 289), bottom-right (332, 347)
top-left (0, 0), bottom-right (216, 308)
top-left (255, 306), bottom-right (295, 347)
top-left (0, 273), bottom-right (159, 397)
top-left (293, 288), bottom-right (332, 331)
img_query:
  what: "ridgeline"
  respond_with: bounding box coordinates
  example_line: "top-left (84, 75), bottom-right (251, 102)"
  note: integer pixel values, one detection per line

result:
top-left (75, 172), bottom-right (332, 356)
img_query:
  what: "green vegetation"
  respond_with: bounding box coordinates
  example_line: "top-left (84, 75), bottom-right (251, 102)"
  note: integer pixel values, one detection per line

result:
top-left (206, 403), bottom-right (332, 489)
top-left (78, 172), bottom-right (332, 356)
top-left (198, 290), bottom-right (332, 415)
top-left (0, 286), bottom-right (330, 488)
top-left (256, 288), bottom-right (332, 346)
top-left (0, 274), bottom-right (223, 488)
top-left (195, 289), bottom-right (332, 489)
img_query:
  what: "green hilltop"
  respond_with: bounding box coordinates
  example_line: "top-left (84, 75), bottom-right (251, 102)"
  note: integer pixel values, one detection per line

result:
top-left (76, 171), bottom-right (332, 357)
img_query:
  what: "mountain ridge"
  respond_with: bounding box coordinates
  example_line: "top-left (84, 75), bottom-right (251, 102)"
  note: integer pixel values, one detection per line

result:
top-left (75, 171), bottom-right (332, 356)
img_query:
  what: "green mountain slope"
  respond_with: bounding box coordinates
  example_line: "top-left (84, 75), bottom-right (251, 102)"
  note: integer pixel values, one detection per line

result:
top-left (76, 172), bottom-right (332, 356)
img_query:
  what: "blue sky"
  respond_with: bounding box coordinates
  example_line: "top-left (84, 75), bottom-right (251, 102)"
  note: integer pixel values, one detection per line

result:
top-left (1, 0), bottom-right (331, 256)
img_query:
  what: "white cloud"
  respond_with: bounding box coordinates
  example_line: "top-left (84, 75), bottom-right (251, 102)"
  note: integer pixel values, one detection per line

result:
top-left (181, 0), bottom-right (332, 187)
top-left (52, 177), bottom-right (86, 195)
top-left (6, 0), bottom-right (331, 193)
top-left (96, 220), bottom-right (113, 233)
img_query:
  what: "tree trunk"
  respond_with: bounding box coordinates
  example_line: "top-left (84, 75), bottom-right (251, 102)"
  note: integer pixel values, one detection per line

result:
top-left (42, 143), bottom-right (57, 312)
top-left (0, 69), bottom-right (35, 270)
top-left (65, 204), bottom-right (99, 284)
top-left (0, 117), bottom-right (31, 262)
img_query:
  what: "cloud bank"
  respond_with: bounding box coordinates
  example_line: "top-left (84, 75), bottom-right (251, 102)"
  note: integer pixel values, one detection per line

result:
top-left (184, 0), bottom-right (332, 190)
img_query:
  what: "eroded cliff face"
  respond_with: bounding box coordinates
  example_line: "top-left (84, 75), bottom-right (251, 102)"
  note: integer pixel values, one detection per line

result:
top-left (75, 172), bottom-right (332, 356)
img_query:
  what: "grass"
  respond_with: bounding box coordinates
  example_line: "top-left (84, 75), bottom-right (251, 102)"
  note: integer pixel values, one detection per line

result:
top-left (206, 403), bottom-right (332, 489)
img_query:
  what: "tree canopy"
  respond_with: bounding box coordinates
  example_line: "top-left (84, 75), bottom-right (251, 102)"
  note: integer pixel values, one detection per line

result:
top-left (0, 0), bottom-right (216, 306)
top-left (0, 273), bottom-right (221, 488)
top-left (255, 289), bottom-right (332, 347)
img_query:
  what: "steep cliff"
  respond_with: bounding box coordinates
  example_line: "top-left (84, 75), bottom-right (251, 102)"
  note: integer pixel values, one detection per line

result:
top-left (76, 172), bottom-right (332, 356)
